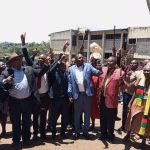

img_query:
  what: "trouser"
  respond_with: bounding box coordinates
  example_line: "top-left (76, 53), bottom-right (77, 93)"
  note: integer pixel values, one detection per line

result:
top-left (9, 96), bottom-right (32, 142)
top-left (74, 93), bottom-right (92, 134)
top-left (122, 92), bottom-right (132, 128)
top-left (51, 98), bottom-right (69, 135)
top-left (68, 103), bottom-right (83, 131)
top-left (32, 98), bottom-right (40, 136)
top-left (47, 98), bottom-right (53, 129)
top-left (39, 92), bottom-right (49, 136)
top-left (68, 102), bottom-right (74, 126)
top-left (100, 95), bottom-right (117, 138)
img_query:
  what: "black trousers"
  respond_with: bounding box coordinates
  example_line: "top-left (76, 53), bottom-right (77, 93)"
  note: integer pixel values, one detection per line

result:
top-left (32, 98), bottom-right (40, 136)
top-left (39, 92), bottom-right (49, 136)
top-left (51, 98), bottom-right (69, 135)
top-left (122, 92), bottom-right (132, 128)
top-left (100, 95), bottom-right (117, 138)
top-left (9, 96), bottom-right (32, 142)
top-left (47, 98), bottom-right (53, 129)
top-left (32, 92), bottom-right (49, 136)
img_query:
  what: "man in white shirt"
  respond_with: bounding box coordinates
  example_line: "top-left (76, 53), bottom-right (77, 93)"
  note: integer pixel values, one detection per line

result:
top-left (68, 53), bottom-right (102, 139)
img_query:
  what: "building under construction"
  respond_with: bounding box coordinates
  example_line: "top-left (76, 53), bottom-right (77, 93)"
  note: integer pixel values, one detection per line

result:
top-left (48, 26), bottom-right (150, 63)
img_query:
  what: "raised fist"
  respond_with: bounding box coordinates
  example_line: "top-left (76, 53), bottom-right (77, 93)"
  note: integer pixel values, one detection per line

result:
top-left (20, 32), bottom-right (26, 46)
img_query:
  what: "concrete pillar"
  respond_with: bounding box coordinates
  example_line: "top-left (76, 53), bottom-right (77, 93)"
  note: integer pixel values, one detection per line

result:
top-left (87, 32), bottom-right (91, 62)
top-left (120, 32), bottom-right (124, 48)
top-left (69, 30), bottom-right (72, 62)
top-left (101, 32), bottom-right (105, 63)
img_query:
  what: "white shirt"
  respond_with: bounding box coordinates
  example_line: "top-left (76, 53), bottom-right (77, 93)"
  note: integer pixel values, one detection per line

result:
top-left (9, 68), bottom-right (31, 99)
top-left (75, 66), bottom-right (85, 92)
top-left (38, 73), bottom-right (48, 94)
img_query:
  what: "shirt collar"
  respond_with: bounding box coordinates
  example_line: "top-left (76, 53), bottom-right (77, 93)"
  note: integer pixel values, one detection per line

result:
top-left (75, 64), bottom-right (84, 69)
top-left (11, 66), bottom-right (25, 71)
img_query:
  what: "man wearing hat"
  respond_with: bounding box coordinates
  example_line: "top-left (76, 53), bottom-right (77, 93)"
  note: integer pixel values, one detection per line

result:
top-left (0, 52), bottom-right (49, 146)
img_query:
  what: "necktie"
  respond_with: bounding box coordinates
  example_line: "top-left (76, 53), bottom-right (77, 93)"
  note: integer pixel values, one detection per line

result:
top-left (37, 76), bottom-right (41, 89)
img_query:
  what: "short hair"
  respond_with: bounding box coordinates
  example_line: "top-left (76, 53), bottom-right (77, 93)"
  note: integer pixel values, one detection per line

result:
top-left (108, 56), bottom-right (117, 63)
top-left (75, 53), bottom-right (83, 60)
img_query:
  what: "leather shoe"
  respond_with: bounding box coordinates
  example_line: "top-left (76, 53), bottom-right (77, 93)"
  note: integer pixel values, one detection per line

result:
top-left (32, 135), bottom-right (39, 141)
top-left (60, 132), bottom-right (67, 139)
top-left (73, 133), bottom-right (80, 140)
top-left (51, 133), bottom-right (56, 140)
top-left (99, 136), bottom-right (107, 141)
top-left (0, 131), bottom-right (7, 138)
top-left (11, 141), bottom-right (19, 147)
top-left (82, 133), bottom-right (90, 140)
top-left (122, 134), bottom-right (130, 142)
top-left (47, 126), bottom-right (52, 132)
top-left (107, 134), bottom-right (115, 144)
top-left (117, 127), bottom-right (125, 132)
top-left (115, 116), bottom-right (121, 121)
top-left (23, 140), bottom-right (30, 146)
top-left (40, 135), bottom-right (48, 140)
top-left (108, 137), bottom-right (115, 144)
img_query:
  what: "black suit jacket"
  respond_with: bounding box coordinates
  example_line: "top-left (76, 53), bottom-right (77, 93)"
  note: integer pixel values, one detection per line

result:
top-left (22, 47), bottom-right (60, 72)
top-left (48, 66), bottom-right (68, 100)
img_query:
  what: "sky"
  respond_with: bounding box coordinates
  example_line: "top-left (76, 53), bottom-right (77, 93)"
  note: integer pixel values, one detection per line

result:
top-left (0, 0), bottom-right (150, 43)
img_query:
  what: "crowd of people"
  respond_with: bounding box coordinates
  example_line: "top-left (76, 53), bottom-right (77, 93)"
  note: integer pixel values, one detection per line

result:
top-left (0, 34), bottom-right (150, 149)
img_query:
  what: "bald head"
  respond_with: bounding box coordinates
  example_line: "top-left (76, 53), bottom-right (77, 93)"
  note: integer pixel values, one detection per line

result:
top-left (130, 60), bottom-right (138, 70)
top-left (38, 54), bottom-right (46, 64)
top-left (71, 57), bottom-right (76, 66)
top-left (143, 64), bottom-right (150, 79)
top-left (75, 53), bottom-right (83, 60)
top-left (108, 56), bottom-right (117, 63)
top-left (75, 53), bottom-right (84, 67)
top-left (107, 56), bottom-right (117, 69)
top-left (143, 59), bottom-right (150, 66)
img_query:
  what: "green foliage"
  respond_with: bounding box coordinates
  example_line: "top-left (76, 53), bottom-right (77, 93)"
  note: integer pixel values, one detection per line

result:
top-left (0, 41), bottom-right (50, 56)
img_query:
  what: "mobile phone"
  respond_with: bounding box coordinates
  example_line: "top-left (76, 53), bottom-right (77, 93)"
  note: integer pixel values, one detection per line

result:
top-left (96, 60), bottom-right (101, 65)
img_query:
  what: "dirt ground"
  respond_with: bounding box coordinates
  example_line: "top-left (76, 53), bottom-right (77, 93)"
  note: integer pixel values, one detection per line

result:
top-left (0, 103), bottom-right (150, 150)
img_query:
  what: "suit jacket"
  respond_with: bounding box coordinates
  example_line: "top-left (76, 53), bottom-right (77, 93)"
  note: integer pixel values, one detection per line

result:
top-left (48, 66), bottom-right (68, 100)
top-left (68, 63), bottom-right (102, 100)
top-left (22, 47), bottom-right (62, 85)
top-left (0, 65), bottom-right (49, 100)
top-left (22, 47), bottom-right (61, 72)
top-left (98, 67), bottom-right (125, 108)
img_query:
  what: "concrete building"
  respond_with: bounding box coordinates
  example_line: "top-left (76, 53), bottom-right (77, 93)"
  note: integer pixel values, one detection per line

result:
top-left (147, 0), bottom-right (150, 12)
top-left (128, 27), bottom-right (150, 58)
top-left (48, 27), bottom-right (150, 63)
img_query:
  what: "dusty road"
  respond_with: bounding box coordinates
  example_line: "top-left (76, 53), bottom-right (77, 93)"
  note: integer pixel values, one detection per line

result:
top-left (0, 103), bottom-right (150, 150)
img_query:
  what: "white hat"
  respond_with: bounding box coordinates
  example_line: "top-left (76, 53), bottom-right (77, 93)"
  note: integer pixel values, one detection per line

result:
top-left (90, 42), bottom-right (102, 54)
top-left (90, 42), bottom-right (102, 60)
top-left (90, 53), bottom-right (102, 60)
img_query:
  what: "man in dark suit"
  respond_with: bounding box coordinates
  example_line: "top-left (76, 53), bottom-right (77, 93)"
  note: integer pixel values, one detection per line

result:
top-left (0, 52), bottom-right (49, 146)
top-left (20, 33), bottom-right (68, 140)
top-left (21, 33), bottom-right (59, 140)
top-left (48, 60), bottom-right (69, 140)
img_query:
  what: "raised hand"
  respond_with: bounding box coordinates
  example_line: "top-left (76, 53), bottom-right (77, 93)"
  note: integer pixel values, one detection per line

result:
top-left (5, 75), bottom-right (13, 83)
top-left (62, 41), bottom-right (69, 52)
top-left (20, 32), bottom-right (26, 46)
top-left (32, 48), bottom-right (38, 56)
